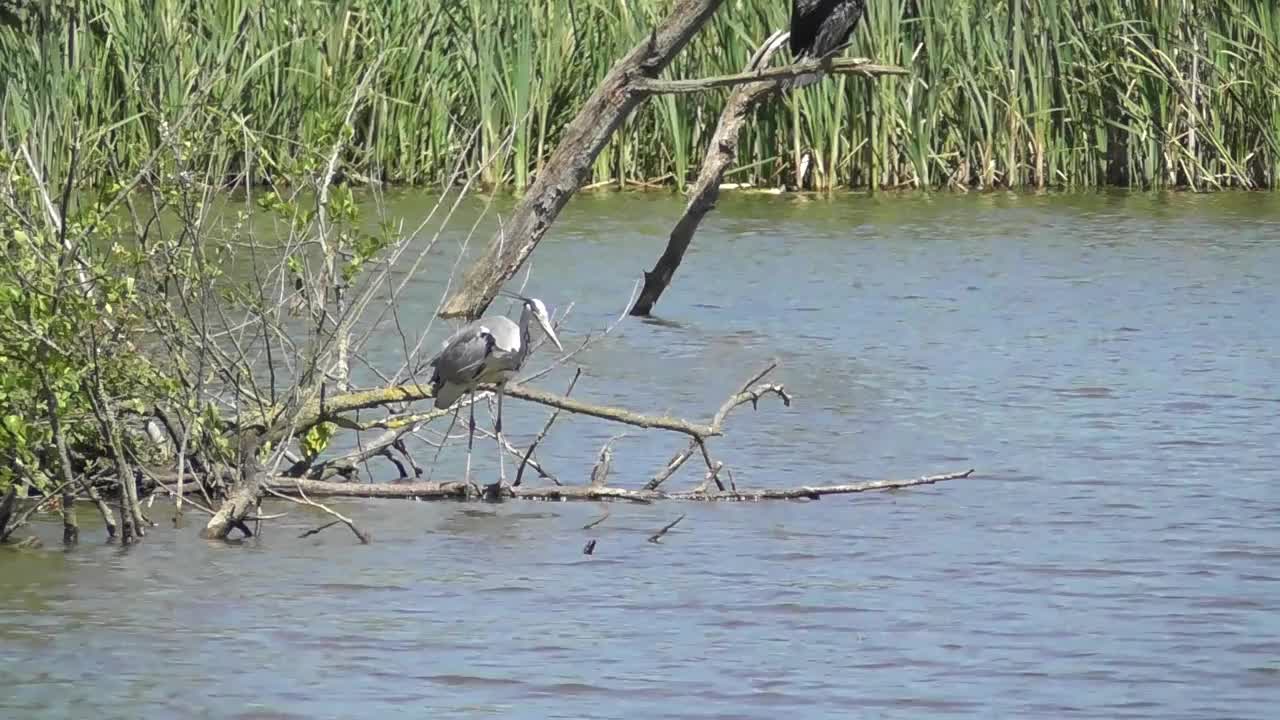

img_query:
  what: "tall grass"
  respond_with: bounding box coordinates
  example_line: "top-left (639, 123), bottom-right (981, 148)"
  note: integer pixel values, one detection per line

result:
top-left (3, 0), bottom-right (1277, 190)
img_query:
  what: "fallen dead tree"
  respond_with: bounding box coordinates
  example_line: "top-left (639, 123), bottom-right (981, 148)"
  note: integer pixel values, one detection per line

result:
top-left (1, 1), bottom-right (956, 549)
top-left (257, 469), bottom-right (975, 504)
top-left (439, 1), bottom-right (907, 321)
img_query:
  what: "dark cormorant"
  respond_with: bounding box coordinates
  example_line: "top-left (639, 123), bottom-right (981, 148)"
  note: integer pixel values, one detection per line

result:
top-left (789, 0), bottom-right (867, 60)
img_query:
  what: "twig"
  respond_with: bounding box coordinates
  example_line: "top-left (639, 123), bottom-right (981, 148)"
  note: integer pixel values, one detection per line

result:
top-left (467, 425), bottom-right (561, 484)
top-left (669, 470), bottom-right (977, 501)
top-left (0, 477), bottom-right (80, 542)
top-left (507, 485), bottom-right (656, 503)
top-left (502, 382), bottom-right (718, 438)
top-left (298, 520), bottom-right (342, 539)
top-left (633, 56), bottom-right (908, 96)
top-left (515, 368), bottom-right (581, 487)
top-left (696, 459), bottom-right (725, 493)
top-left (590, 433), bottom-right (627, 487)
top-left (583, 507), bottom-right (611, 530)
top-left (646, 362), bottom-right (790, 490)
top-left (143, 471), bottom-right (218, 517)
top-left (438, 0), bottom-right (728, 320)
top-left (647, 514), bottom-right (686, 543)
top-left (245, 512), bottom-right (289, 521)
top-left (631, 31), bottom-right (789, 316)
top-left (263, 481), bottom-right (371, 544)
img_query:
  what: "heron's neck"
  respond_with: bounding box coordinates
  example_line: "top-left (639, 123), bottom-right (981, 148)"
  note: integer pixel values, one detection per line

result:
top-left (517, 304), bottom-right (533, 348)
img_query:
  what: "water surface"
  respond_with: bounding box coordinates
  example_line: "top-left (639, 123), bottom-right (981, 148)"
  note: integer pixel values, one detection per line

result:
top-left (3, 190), bottom-right (1279, 718)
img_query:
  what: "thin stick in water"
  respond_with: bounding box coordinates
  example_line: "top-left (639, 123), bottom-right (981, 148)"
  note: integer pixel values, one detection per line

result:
top-left (647, 513), bottom-right (686, 544)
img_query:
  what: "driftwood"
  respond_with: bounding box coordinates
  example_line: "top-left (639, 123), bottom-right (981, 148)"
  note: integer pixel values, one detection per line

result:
top-left (200, 436), bottom-right (267, 540)
top-left (258, 469), bottom-right (975, 503)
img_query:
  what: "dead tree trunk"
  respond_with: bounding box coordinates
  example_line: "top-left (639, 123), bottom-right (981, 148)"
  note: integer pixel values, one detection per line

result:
top-left (630, 32), bottom-right (790, 317)
top-left (432, 0), bottom-right (904, 322)
top-left (439, 0), bottom-right (728, 320)
top-left (628, 47), bottom-right (907, 316)
top-left (202, 434), bottom-right (267, 540)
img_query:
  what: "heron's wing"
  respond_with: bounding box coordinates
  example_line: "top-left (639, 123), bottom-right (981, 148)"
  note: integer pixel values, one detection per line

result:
top-left (429, 325), bottom-right (499, 408)
top-left (432, 327), bottom-right (494, 378)
top-left (430, 320), bottom-right (478, 366)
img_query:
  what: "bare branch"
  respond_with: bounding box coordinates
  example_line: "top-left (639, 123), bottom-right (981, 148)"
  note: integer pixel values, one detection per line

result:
top-left (647, 514), bottom-right (686, 543)
top-left (264, 481), bottom-right (371, 544)
top-left (439, 0), bottom-right (728, 320)
top-left (590, 434), bottom-right (627, 487)
top-left (514, 368), bottom-right (582, 487)
top-left (646, 363), bottom-right (790, 489)
top-left (668, 470), bottom-right (977, 500)
top-left (245, 469), bottom-right (975, 503)
top-left (633, 56), bottom-right (907, 96)
top-left (583, 507), bottom-right (611, 530)
top-left (632, 32), bottom-right (787, 317)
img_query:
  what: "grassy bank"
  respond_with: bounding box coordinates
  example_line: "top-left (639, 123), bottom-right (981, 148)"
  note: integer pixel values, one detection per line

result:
top-left (3, 0), bottom-right (1277, 191)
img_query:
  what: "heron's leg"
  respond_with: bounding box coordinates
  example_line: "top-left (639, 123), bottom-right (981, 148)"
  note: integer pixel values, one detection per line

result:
top-left (465, 391), bottom-right (479, 496)
top-left (494, 386), bottom-right (506, 486)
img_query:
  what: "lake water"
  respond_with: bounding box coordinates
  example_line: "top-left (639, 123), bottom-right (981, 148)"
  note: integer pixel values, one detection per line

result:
top-left (2, 190), bottom-right (1279, 718)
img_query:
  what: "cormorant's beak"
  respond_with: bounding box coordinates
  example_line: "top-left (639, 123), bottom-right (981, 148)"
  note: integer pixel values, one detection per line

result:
top-left (535, 309), bottom-right (563, 352)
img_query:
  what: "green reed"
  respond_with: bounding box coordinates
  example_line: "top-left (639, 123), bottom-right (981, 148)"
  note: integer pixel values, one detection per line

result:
top-left (3, 0), bottom-right (1276, 190)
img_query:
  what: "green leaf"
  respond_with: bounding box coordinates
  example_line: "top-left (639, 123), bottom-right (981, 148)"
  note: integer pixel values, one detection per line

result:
top-left (302, 421), bottom-right (336, 460)
top-left (2, 415), bottom-right (27, 443)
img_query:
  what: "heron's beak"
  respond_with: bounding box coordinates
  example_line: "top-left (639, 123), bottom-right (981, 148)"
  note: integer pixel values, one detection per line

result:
top-left (535, 310), bottom-right (563, 352)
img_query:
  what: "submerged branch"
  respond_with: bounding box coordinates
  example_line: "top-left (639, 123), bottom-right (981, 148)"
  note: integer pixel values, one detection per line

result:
top-left (265, 482), bottom-right (371, 544)
top-left (667, 470), bottom-right (976, 500)
top-left (253, 469), bottom-right (975, 503)
top-left (633, 56), bottom-right (908, 95)
top-left (631, 31), bottom-right (789, 317)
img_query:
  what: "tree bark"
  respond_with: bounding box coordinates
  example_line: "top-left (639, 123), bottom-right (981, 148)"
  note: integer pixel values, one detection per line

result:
top-left (86, 379), bottom-right (144, 542)
top-left (40, 375), bottom-right (79, 545)
top-left (0, 487), bottom-right (15, 541)
top-left (201, 434), bottom-right (267, 540)
top-left (630, 32), bottom-right (790, 317)
top-left (438, 0), bottom-right (727, 320)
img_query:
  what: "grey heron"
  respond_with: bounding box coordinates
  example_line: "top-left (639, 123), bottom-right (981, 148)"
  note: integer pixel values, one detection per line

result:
top-left (428, 293), bottom-right (563, 492)
top-left (790, 0), bottom-right (867, 61)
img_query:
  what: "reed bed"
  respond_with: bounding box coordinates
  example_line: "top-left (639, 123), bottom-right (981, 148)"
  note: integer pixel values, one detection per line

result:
top-left (3, 0), bottom-right (1277, 190)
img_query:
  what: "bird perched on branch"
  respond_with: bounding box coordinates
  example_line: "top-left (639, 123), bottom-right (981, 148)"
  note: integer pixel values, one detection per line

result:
top-left (429, 292), bottom-right (563, 494)
top-left (789, 0), bottom-right (867, 61)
